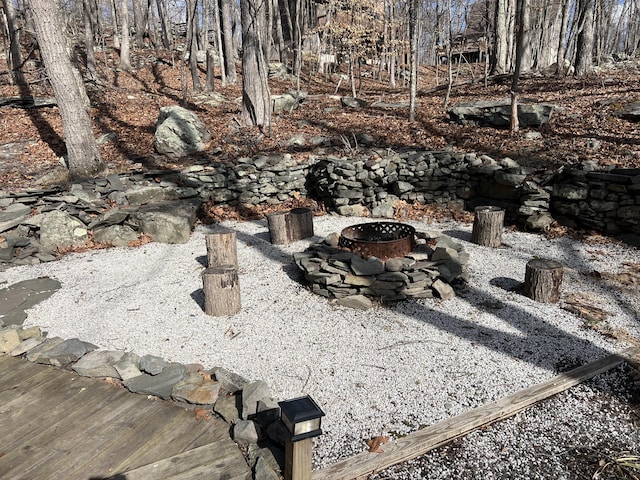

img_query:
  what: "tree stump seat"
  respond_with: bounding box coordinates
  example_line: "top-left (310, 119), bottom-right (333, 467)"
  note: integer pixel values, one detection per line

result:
top-left (523, 258), bottom-right (563, 303)
top-left (471, 206), bottom-right (505, 248)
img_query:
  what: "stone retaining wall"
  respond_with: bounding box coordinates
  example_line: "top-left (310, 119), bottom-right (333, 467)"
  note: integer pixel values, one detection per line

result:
top-left (550, 164), bottom-right (640, 236)
top-left (2, 150), bottom-right (639, 268)
top-left (173, 151), bottom-right (640, 238)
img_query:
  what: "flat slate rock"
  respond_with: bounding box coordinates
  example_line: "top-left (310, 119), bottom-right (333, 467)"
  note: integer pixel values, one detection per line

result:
top-left (123, 363), bottom-right (187, 399)
top-left (72, 350), bottom-right (126, 378)
top-left (0, 277), bottom-right (62, 326)
top-left (0, 96), bottom-right (58, 108)
top-left (27, 338), bottom-right (98, 367)
top-left (617, 101), bottom-right (640, 121)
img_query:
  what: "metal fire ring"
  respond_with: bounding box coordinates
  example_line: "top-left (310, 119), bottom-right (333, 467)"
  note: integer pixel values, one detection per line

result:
top-left (339, 222), bottom-right (416, 260)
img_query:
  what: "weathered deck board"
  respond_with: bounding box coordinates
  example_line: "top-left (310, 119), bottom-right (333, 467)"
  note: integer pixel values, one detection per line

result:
top-left (10, 393), bottom-right (168, 478)
top-left (313, 347), bottom-right (639, 480)
top-left (2, 372), bottom-right (128, 452)
top-left (0, 355), bottom-right (52, 388)
top-left (0, 356), bottom-right (251, 480)
top-left (118, 439), bottom-right (251, 480)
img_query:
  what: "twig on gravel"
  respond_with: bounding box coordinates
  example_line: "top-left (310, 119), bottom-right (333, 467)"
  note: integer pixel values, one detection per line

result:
top-left (302, 364), bottom-right (312, 392)
top-left (361, 364), bottom-right (386, 370)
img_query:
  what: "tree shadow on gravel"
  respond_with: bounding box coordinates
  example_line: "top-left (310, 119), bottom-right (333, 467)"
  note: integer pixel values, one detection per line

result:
top-left (554, 237), bottom-right (640, 328)
top-left (441, 228), bottom-right (472, 243)
top-left (210, 219), bottom-right (635, 390)
top-left (405, 283), bottom-right (615, 374)
top-left (190, 289), bottom-right (206, 312)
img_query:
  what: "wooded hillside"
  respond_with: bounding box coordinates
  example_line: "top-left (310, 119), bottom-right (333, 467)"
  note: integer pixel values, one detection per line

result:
top-left (0, 0), bottom-right (639, 188)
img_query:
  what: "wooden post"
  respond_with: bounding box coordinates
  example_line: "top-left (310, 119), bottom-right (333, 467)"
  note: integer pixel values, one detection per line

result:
top-left (205, 231), bottom-right (238, 268)
top-left (471, 206), bottom-right (505, 247)
top-left (284, 438), bottom-right (313, 480)
top-left (268, 208), bottom-right (315, 245)
top-left (287, 208), bottom-right (314, 242)
top-left (523, 258), bottom-right (563, 303)
top-left (202, 266), bottom-right (241, 316)
top-left (267, 211), bottom-right (290, 245)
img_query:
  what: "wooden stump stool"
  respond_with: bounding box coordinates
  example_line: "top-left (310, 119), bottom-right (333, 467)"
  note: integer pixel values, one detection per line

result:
top-left (267, 211), bottom-right (290, 245)
top-left (523, 258), bottom-right (563, 303)
top-left (471, 206), bottom-right (505, 247)
top-left (202, 266), bottom-right (241, 316)
top-left (267, 208), bottom-right (314, 245)
top-left (205, 231), bottom-right (238, 268)
top-left (287, 208), bottom-right (314, 242)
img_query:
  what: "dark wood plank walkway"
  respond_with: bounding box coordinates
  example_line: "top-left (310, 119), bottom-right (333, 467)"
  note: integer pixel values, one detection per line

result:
top-left (0, 355), bottom-right (251, 480)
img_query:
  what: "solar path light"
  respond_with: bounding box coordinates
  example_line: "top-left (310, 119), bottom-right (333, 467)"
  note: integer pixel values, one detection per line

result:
top-left (278, 395), bottom-right (325, 480)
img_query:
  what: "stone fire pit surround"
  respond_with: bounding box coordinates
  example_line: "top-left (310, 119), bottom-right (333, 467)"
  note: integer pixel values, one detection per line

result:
top-left (294, 222), bottom-right (470, 309)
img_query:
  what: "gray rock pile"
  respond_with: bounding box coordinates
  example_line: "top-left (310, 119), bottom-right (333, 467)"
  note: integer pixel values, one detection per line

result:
top-left (0, 320), bottom-right (288, 479)
top-left (294, 230), bottom-right (469, 309)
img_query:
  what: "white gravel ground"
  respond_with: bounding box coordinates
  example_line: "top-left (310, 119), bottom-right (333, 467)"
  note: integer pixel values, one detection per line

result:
top-left (1, 215), bottom-right (639, 474)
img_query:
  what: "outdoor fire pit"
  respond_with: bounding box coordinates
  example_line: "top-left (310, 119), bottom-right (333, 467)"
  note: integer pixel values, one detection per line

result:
top-left (293, 221), bottom-right (470, 309)
top-left (338, 222), bottom-right (416, 261)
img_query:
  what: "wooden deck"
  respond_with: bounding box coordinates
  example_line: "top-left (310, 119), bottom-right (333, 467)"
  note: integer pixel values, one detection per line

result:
top-left (0, 355), bottom-right (251, 480)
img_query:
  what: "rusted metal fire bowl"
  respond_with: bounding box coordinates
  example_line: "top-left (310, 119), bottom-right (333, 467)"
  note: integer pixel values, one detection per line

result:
top-left (339, 222), bottom-right (416, 261)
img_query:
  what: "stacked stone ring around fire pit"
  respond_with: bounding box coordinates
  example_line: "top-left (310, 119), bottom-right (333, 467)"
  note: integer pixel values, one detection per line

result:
top-left (294, 221), bottom-right (470, 309)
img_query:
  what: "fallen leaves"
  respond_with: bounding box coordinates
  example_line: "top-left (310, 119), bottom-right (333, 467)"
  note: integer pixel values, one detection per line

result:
top-left (194, 407), bottom-right (213, 422)
top-left (365, 435), bottom-right (390, 453)
top-left (2, 48), bottom-right (640, 194)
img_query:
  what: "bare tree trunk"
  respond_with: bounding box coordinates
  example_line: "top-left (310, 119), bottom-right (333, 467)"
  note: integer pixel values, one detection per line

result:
top-left (212, 0), bottom-right (226, 86)
top-left (493, 0), bottom-right (509, 74)
top-left (388, 0), bottom-right (397, 88)
top-left (111, 0), bottom-right (121, 50)
top-left (241, 0), bottom-right (271, 128)
top-left (443, 0), bottom-right (453, 108)
top-left (205, 48), bottom-right (216, 90)
top-left (83, 0), bottom-right (99, 82)
top-left (510, 0), bottom-right (527, 132)
top-left (186, 0), bottom-right (201, 91)
top-left (349, 54), bottom-right (356, 97)
top-left (575, 0), bottom-right (595, 74)
top-left (556, 0), bottom-right (571, 75)
top-left (120, 0), bottom-right (132, 70)
top-left (1, 0), bottom-right (27, 86)
top-left (220, 0), bottom-right (237, 83)
top-left (294, 0), bottom-right (302, 91)
top-left (26, 0), bottom-right (103, 179)
top-left (282, 0), bottom-right (294, 68)
top-left (131, 0), bottom-right (149, 48)
top-left (408, 0), bottom-right (418, 122)
top-left (520, 0), bottom-right (531, 72)
top-left (155, 0), bottom-right (172, 49)
top-left (272, 0), bottom-right (285, 63)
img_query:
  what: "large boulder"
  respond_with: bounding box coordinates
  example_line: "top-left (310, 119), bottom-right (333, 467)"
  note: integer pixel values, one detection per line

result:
top-left (154, 105), bottom-right (211, 158)
top-left (447, 99), bottom-right (555, 128)
top-left (616, 101), bottom-right (640, 122)
top-left (39, 210), bottom-right (89, 252)
top-left (272, 91), bottom-right (306, 114)
top-left (130, 200), bottom-right (199, 244)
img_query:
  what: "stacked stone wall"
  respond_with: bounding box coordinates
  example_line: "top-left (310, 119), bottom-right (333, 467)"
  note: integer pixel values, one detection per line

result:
top-left (550, 166), bottom-right (640, 235)
top-left (2, 150), bottom-right (640, 269)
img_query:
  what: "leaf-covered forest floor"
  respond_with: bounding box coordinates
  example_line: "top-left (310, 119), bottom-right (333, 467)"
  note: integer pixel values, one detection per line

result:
top-left (1, 48), bottom-right (639, 193)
